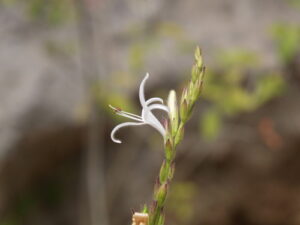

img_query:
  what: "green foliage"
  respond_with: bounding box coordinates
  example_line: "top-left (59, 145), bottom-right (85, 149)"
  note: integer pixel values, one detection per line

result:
top-left (201, 108), bottom-right (222, 140)
top-left (218, 49), bottom-right (259, 69)
top-left (2, 0), bottom-right (73, 25)
top-left (3, 0), bottom-right (70, 25)
top-left (157, 22), bottom-right (196, 53)
top-left (142, 204), bottom-right (149, 214)
top-left (201, 49), bottom-right (286, 140)
top-left (129, 43), bottom-right (149, 73)
top-left (127, 21), bottom-right (195, 74)
top-left (203, 71), bottom-right (256, 116)
top-left (287, 0), bottom-right (300, 8)
top-left (157, 23), bottom-right (183, 38)
top-left (255, 73), bottom-right (286, 105)
top-left (28, 0), bottom-right (71, 25)
top-left (271, 24), bottom-right (300, 63)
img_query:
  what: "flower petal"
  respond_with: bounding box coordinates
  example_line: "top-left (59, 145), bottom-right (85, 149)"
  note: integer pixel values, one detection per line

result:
top-left (111, 122), bottom-right (145, 143)
top-left (146, 97), bottom-right (164, 105)
top-left (148, 104), bottom-right (169, 113)
top-left (147, 113), bottom-right (166, 137)
top-left (142, 108), bottom-right (166, 138)
top-left (139, 73), bottom-right (149, 107)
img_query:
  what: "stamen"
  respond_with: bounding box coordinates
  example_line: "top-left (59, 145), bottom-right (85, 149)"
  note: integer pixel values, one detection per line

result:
top-left (109, 105), bottom-right (122, 113)
top-left (110, 104), bottom-right (142, 120)
top-left (117, 111), bottom-right (143, 122)
top-left (119, 111), bottom-right (143, 120)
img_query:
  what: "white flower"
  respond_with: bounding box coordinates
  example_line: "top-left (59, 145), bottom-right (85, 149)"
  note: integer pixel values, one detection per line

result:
top-left (110, 73), bottom-right (169, 144)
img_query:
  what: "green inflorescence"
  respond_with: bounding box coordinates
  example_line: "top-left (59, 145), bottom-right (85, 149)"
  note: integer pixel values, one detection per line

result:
top-left (148, 47), bottom-right (205, 225)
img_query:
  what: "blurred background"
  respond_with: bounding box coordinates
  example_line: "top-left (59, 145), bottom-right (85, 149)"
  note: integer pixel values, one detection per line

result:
top-left (0, 0), bottom-right (300, 225)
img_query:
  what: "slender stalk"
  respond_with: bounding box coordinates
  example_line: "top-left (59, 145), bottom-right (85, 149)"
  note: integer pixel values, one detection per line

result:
top-left (149, 47), bottom-right (205, 225)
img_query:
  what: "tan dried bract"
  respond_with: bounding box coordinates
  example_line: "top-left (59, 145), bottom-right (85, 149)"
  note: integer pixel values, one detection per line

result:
top-left (132, 212), bottom-right (148, 225)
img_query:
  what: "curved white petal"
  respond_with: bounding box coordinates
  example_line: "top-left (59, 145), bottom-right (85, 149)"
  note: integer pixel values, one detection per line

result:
top-left (111, 122), bottom-right (145, 144)
top-left (142, 108), bottom-right (166, 137)
top-left (146, 113), bottom-right (166, 137)
top-left (139, 73), bottom-right (149, 107)
top-left (146, 97), bottom-right (164, 105)
top-left (148, 104), bottom-right (169, 113)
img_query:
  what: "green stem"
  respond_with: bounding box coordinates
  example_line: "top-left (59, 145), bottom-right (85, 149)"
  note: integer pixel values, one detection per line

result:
top-left (149, 121), bottom-right (185, 225)
top-left (148, 46), bottom-right (204, 225)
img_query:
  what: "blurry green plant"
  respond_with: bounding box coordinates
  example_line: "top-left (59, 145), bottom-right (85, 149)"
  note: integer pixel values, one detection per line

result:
top-left (28, 0), bottom-right (72, 25)
top-left (1, 0), bottom-right (72, 25)
top-left (201, 108), bottom-right (221, 140)
top-left (271, 24), bottom-right (300, 63)
top-left (201, 50), bottom-right (286, 140)
top-left (127, 22), bottom-right (195, 74)
top-left (129, 41), bottom-right (156, 73)
top-left (287, 0), bottom-right (300, 8)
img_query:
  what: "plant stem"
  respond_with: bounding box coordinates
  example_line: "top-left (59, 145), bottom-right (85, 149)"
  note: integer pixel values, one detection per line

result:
top-left (149, 47), bottom-right (205, 225)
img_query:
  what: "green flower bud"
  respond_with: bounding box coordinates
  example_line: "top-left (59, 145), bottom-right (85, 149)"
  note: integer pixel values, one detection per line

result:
top-left (163, 118), bottom-right (171, 141)
top-left (194, 67), bottom-right (205, 99)
top-left (142, 204), bottom-right (149, 213)
top-left (180, 99), bottom-right (189, 123)
top-left (189, 82), bottom-right (200, 105)
top-left (154, 176), bottom-right (160, 193)
top-left (174, 124), bottom-right (184, 146)
top-left (159, 160), bottom-right (169, 183)
top-left (181, 87), bottom-right (188, 105)
top-left (194, 46), bottom-right (203, 68)
top-left (194, 77), bottom-right (203, 99)
top-left (156, 182), bottom-right (168, 206)
top-left (167, 90), bottom-right (179, 137)
top-left (168, 162), bottom-right (175, 180)
top-left (191, 65), bottom-right (199, 83)
top-left (165, 138), bottom-right (173, 161)
top-left (188, 81), bottom-right (194, 100)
